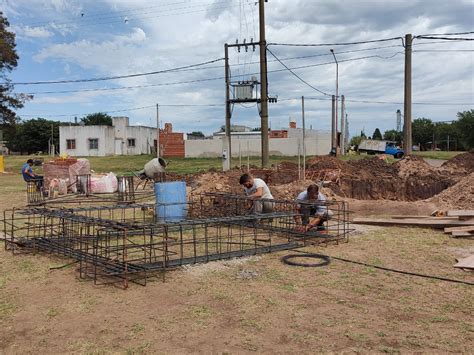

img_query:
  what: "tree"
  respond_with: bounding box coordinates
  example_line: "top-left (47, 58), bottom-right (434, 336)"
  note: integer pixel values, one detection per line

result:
top-left (383, 129), bottom-right (402, 144)
top-left (349, 135), bottom-right (364, 147)
top-left (455, 110), bottom-right (474, 150)
top-left (187, 131), bottom-right (205, 138)
top-left (412, 117), bottom-right (435, 149)
top-left (0, 12), bottom-right (32, 128)
top-left (372, 128), bottom-right (382, 140)
top-left (7, 118), bottom-right (60, 154)
top-left (80, 112), bottom-right (112, 126)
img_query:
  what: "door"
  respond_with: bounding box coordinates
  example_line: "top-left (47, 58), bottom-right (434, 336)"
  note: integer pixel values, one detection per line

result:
top-left (115, 139), bottom-right (123, 155)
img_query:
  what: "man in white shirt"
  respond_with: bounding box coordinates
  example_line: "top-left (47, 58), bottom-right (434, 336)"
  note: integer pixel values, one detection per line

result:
top-left (239, 173), bottom-right (274, 213)
top-left (294, 184), bottom-right (332, 231)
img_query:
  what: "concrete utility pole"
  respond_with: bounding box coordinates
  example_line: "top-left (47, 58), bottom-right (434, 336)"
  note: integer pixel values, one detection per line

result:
top-left (301, 96), bottom-right (306, 178)
top-left (403, 33), bottom-right (412, 155)
top-left (259, 0), bottom-right (269, 168)
top-left (330, 49), bottom-right (339, 153)
top-left (340, 95), bottom-right (345, 155)
top-left (224, 43), bottom-right (231, 171)
top-left (331, 95), bottom-right (336, 153)
top-left (156, 103), bottom-right (160, 157)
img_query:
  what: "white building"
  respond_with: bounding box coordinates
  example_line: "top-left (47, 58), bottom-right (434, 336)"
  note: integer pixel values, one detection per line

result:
top-left (60, 117), bottom-right (157, 156)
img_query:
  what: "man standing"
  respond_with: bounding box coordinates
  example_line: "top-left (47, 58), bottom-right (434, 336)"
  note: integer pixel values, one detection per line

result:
top-left (295, 184), bottom-right (332, 231)
top-left (239, 173), bottom-right (274, 213)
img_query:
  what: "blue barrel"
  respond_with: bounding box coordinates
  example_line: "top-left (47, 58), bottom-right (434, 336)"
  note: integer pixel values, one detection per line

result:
top-left (155, 181), bottom-right (187, 222)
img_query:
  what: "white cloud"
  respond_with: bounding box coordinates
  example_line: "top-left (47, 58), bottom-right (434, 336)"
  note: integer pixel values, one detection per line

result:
top-left (12, 25), bottom-right (54, 39)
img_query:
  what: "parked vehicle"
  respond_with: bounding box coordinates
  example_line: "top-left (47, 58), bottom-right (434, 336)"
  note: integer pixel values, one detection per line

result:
top-left (357, 139), bottom-right (404, 158)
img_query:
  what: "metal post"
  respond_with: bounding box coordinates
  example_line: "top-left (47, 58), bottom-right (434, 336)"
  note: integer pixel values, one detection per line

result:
top-left (403, 34), bottom-right (412, 155)
top-left (225, 43), bottom-right (232, 170)
top-left (331, 95), bottom-right (336, 152)
top-left (447, 135), bottom-right (450, 151)
top-left (297, 140), bottom-right (301, 181)
top-left (340, 95), bottom-right (345, 155)
top-left (259, 0), bottom-right (269, 168)
top-left (156, 103), bottom-right (160, 157)
top-left (301, 96), bottom-right (306, 179)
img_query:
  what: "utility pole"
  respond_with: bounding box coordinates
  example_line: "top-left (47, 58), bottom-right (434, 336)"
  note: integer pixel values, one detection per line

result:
top-left (156, 103), bottom-right (160, 157)
top-left (330, 49), bottom-right (339, 154)
top-left (301, 96), bottom-right (306, 179)
top-left (331, 95), bottom-right (336, 153)
top-left (224, 43), bottom-right (231, 171)
top-left (340, 95), bottom-right (345, 155)
top-left (403, 33), bottom-right (412, 155)
top-left (259, 0), bottom-right (269, 168)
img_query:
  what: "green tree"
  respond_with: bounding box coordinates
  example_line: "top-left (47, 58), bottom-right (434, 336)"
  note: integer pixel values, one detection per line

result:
top-left (187, 131), bottom-right (205, 138)
top-left (0, 12), bottom-right (32, 128)
top-left (455, 110), bottom-right (474, 150)
top-left (372, 128), bottom-right (382, 140)
top-left (7, 118), bottom-right (60, 153)
top-left (412, 117), bottom-right (434, 148)
top-left (80, 112), bottom-right (112, 126)
top-left (433, 122), bottom-right (459, 150)
top-left (383, 129), bottom-right (402, 144)
top-left (350, 135), bottom-right (364, 147)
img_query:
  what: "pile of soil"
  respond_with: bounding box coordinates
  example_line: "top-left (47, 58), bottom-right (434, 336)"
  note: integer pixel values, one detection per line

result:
top-left (271, 180), bottom-right (336, 200)
top-left (307, 156), bottom-right (343, 170)
top-left (440, 151), bottom-right (474, 174)
top-left (394, 155), bottom-right (435, 178)
top-left (431, 172), bottom-right (474, 209)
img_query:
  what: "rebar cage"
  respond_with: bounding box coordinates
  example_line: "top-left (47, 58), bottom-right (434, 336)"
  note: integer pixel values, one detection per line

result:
top-left (3, 192), bottom-right (351, 288)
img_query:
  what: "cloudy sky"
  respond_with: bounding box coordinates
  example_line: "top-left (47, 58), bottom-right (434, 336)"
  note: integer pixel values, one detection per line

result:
top-left (2, 0), bottom-right (473, 137)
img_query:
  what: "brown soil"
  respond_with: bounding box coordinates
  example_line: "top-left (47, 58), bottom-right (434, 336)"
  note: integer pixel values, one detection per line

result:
top-left (431, 172), bottom-right (474, 209)
top-left (440, 151), bottom-right (474, 173)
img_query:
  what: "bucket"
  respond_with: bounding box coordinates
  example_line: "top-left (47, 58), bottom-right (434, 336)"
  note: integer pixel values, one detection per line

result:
top-left (155, 181), bottom-right (187, 222)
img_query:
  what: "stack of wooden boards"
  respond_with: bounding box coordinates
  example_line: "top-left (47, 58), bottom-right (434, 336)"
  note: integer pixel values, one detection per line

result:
top-left (353, 210), bottom-right (474, 238)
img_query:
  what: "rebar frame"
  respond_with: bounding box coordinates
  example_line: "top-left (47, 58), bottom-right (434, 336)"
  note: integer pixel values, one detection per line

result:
top-left (3, 193), bottom-right (351, 288)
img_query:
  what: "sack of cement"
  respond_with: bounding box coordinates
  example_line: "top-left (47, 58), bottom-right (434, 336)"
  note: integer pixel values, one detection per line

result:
top-left (90, 172), bottom-right (118, 193)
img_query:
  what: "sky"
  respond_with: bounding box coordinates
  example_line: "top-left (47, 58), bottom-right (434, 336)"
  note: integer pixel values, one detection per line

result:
top-left (2, 0), bottom-right (473, 137)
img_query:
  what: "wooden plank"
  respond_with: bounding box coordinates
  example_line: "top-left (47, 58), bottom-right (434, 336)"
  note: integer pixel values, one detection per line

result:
top-left (444, 226), bottom-right (474, 233)
top-left (352, 217), bottom-right (474, 229)
top-left (391, 216), bottom-right (460, 220)
top-left (447, 210), bottom-right (474, 217)
top-left (453, 255), bottom-right (474, 270)
top-left (451, 231), bottom-right (474, 238)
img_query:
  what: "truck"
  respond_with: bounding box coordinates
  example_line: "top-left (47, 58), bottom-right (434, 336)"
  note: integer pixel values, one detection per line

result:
top-left (357, 139), bottom-right (404, 158)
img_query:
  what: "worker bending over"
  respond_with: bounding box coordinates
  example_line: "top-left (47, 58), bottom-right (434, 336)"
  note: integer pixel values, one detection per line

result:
top-left (295, 184), bottom-right (332, 231)
top-left (239, 173), bottom-right (274, 213)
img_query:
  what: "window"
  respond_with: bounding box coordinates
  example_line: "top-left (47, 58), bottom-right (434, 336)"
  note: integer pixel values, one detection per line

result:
top-left (127, 138), bottom-right (136, 147)
top-left (88, 138), bottom-right (99, 150)
top-left (66, 139), bottom-right (76, 150)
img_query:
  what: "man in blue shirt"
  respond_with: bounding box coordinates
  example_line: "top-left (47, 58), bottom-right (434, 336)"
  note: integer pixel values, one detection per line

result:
top-left (21, 159), bottom-right (44, 188)
top-left (294, 184), bottom-right (332, 231)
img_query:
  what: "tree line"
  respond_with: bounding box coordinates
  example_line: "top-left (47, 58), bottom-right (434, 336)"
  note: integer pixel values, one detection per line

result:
top-left (350, 110), bottom-right (473, 151)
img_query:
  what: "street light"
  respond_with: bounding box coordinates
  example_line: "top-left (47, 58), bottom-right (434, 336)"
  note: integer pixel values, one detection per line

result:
top-left (330, 48), bottom-right (339, 152)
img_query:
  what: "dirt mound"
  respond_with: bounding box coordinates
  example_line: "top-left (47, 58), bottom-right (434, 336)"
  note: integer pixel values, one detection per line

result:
top-left (275, 161), bottom-right (299, 170)
top-left (431, 172), bottom-right (474, 209)
top-left (271, 180), bottom-right (336, 200)
top-left (441, 151), bottom-right (474, 173)
top-left (394, 155), bottom-right (434, 178)
top-left (307, 156), bottom-right (343, 170)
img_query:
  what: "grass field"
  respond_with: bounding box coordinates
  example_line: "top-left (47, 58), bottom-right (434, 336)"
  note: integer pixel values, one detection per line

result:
top-left (1, 152), bottom-right (472, 353)
top-left (413, 151), bottom-right (463, 160)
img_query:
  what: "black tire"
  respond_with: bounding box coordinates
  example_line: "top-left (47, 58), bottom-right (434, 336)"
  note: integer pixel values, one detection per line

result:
top-left (281, 253), bottom-right (331, 267)
top-left (394, 152), bottom-right (404, 159)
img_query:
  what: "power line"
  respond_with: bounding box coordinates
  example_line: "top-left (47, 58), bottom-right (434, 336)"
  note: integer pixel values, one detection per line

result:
top-left (266, 47), bottom-right (331, 96)
top-left (416, 31), bottom-right (474, 37)
top-left (21, 1), bottom-right (238, 28)
top-left (23, 52), bottom-right (406, 95)
top-left (268, 36), bottom-right (403, 47)
top-left (9, 58), bottom-right (225, 85)
top-left (302, 96), bottom-right (472, 106)
top-left (20, 103), bottom-right (224, 117)
top-left (416, 36), bottom-right (474, 41)
top-left (414, 49), bottom-right (474, 52)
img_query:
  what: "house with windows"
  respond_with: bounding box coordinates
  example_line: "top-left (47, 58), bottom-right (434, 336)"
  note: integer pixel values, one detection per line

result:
top-left (59, 117), bottom-right (184, 157)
